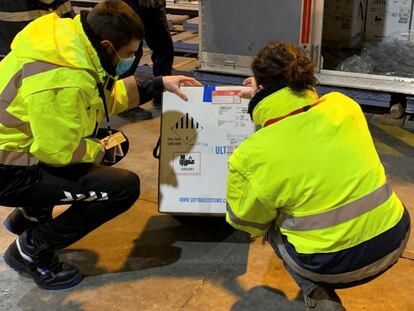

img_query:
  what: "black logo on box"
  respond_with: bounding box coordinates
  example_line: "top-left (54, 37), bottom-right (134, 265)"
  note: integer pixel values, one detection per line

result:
top-left (174, 152), bottom-right (201, 175)
top-left (172, 113), bottom-right (203, 144)
top-left (179, 154), bottom-right (195, 167)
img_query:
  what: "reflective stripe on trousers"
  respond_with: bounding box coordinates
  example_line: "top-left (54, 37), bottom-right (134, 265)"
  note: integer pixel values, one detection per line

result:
top-left (274, 226), bottom-right (410, 284)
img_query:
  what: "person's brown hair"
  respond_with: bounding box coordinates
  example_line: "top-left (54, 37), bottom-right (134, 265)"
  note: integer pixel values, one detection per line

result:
top-left (87, 0), bottom-right (144, 50)
top-left (252, 42), bottom-right (317, 93)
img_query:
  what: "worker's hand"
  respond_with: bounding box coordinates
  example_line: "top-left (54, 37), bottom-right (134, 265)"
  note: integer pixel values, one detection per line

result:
top-left (137, 0), bottom-right (155, 8)
top-left (239, 77), bottom-right (258, 99)
top-left (162, 75), bottom-right (202, 102)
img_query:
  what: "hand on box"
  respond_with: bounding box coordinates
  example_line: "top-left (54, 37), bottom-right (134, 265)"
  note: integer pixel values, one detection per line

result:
top-left (162, 75), bottom-right (202, 101)
top-left (239, 77), bottom-right (259, 99)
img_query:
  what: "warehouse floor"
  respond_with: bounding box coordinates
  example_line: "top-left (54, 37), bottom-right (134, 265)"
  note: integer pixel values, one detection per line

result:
top-left (0, 98), bottom-right (413, 310)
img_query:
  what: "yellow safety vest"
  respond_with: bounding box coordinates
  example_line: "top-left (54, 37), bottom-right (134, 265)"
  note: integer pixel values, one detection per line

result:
top-left (226, 87), bottom-right (404, 254)
top-left (0, 13), bottom-right (130, 166)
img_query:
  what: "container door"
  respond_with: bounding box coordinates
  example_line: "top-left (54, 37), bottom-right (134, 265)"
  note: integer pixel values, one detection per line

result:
top-left (199, 0), bottom-right (305, 75)
top-left (315, 0), bottom-right (414, 94)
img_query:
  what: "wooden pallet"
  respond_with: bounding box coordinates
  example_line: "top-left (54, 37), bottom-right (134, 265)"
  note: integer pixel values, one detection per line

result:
top-left (171, 31), bottom-right (199, 54)
top-left (183, 16), bottom-right (199, 32)
top-left (166, 14), bottom-right (190, 29)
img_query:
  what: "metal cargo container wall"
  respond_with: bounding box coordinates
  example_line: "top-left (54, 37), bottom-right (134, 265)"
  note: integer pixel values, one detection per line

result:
top-left (199, 0), bottom-right (414, 96)
top-left (199, 0), bottom-right (307, 76)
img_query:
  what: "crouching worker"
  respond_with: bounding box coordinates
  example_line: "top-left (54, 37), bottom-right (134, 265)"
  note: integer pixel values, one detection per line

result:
top-left (225, 42), bottom-right (410, 310)
top-left (0, 0), bottom-right (200, 290)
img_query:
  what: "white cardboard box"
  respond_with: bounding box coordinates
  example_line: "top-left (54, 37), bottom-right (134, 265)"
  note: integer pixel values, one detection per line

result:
top-left (365, 0), bottom-right (413, 40)
top-left (159, 86), bottom-right (255, 215)
top-left (323, 0), bottom-right (367, 47)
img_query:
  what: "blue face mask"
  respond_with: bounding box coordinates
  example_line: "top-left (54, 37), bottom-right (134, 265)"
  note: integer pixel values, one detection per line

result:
top-left (106, 41), bottom-right (136, 76)
top-left (116, 57), bottom-right (135, 76)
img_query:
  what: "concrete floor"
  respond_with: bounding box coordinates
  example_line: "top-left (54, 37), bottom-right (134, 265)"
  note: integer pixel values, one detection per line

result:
top-left (0, 102), bottom-right (414, 311)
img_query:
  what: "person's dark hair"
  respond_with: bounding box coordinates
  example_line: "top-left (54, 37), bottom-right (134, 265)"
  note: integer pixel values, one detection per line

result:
top-left (252, 42), bottom-right (317, 93)
top-left (87, 0), bottom-right (144, 50)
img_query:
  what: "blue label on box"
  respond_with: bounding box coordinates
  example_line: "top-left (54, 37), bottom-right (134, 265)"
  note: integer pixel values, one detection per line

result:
top-left (203, 85), bottom-right (216, 103)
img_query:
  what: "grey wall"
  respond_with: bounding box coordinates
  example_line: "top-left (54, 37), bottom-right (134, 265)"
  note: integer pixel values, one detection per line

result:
top-left (201, 0), bottom-right (303, 56)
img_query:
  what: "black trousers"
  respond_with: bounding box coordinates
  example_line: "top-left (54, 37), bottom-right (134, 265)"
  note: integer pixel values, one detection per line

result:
top-left (121, 0), bottom-right (174, 106)
top-left (0, 163), bottom-right (140, 257)
top-left (267, 207), bottom-right (410, 296)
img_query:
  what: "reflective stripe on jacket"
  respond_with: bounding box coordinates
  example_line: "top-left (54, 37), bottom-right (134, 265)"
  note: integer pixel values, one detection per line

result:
top-left (0, 0), bottom-right (74, 56)
top-left (0, 13), bottom-right (130, 166)
top-left (226, 87), bottom-right (404, 255)
top-left (0, 0), bottom-right (73, 22)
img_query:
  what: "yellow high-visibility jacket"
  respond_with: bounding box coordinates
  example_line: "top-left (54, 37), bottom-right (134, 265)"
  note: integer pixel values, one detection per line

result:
top-left (226, 87), bottom-right (405, 255)
top-left (0, 13), bottom-right (131, 166)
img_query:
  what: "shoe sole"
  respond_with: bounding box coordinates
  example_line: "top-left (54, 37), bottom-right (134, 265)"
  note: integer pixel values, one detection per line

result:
top-left (4, 251), bottom-right (83, 290)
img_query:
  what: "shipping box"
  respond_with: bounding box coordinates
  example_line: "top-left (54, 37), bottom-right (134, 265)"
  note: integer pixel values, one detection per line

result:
top-left (365, 0), bottom-right (413, 40)
top-left (323, 0), bottom-right (367, 47)
top-left (159, 86), bottom-right (255, 215)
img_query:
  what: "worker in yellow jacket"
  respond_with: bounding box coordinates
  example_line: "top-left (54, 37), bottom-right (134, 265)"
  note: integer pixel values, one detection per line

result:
top-left (0, 0), bottom-right (75, 57)
top-left (226, 42), bottom-right (410, 311)
top-left (0, 0), bottom-right (200, 290)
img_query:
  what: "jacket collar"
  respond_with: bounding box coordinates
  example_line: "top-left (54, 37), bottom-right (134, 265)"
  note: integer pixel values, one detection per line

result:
top-left (248, 83), bottom-right (287, 119)
top-left (252, 87), bottom-right (319, 127)
top-left (75, 11), bottom-right (116, 83)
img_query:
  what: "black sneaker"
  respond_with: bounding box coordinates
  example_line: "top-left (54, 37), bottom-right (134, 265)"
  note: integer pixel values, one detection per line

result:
top-left (118, 107), bottom-right (152, 120)
top-left (3, 208), bottom-right (39, 235)
top-left (3, 231), bottom-right (82, 290)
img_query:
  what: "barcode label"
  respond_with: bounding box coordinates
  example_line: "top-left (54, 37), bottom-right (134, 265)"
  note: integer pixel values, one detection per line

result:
top-left (212, 90), bottom-right (241, 104)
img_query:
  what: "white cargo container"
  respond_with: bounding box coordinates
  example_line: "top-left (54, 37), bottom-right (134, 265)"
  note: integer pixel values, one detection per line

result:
top-left (199, 0), bottom-right (414, 97)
